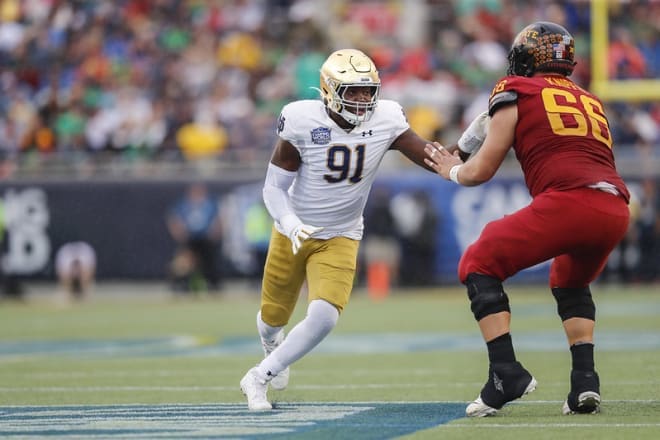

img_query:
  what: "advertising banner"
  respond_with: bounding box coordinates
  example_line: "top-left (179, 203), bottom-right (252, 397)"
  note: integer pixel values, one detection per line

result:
top-left (0, 175), bottom-right (553, 283)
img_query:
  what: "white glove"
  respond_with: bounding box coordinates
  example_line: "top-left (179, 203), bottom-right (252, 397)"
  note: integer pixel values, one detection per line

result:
top-left (280, 214), bottom-right (324, 255)
top-left (457, 111), bottom-right (490, 154)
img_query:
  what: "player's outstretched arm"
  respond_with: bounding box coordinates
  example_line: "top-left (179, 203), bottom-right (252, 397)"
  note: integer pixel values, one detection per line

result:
top-left (392, 119), bottom-right (483, 170)
top-left (391, 128), bottom-right (444, 172)
top-left (424, 105), bottom-right (515, 186)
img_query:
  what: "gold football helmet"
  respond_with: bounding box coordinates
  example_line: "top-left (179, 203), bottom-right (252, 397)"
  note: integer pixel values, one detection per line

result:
top-left (319, 49), bottom-right (380, 126)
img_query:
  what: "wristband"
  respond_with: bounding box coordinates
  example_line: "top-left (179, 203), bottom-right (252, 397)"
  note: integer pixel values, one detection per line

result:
top-left (449, 165), bottom-right (462, 184)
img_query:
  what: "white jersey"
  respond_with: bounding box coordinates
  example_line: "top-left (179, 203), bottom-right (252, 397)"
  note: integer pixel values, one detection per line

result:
top-left (275, 99), bottom-right (409, 240)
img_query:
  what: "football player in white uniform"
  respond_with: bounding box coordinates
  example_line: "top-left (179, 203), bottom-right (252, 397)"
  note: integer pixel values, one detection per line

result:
top-left (239, 48), bottom-right (477, 410)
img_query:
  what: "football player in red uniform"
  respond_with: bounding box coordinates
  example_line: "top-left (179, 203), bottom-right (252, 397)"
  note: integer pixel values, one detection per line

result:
top-left (424, 22), bottom-right (630, 417)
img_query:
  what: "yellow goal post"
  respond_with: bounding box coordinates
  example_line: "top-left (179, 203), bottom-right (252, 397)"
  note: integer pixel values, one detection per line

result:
top-left (590, 0), bottom-right (660, 102)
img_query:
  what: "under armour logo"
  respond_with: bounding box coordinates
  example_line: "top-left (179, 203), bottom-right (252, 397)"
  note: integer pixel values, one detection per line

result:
top-left (493, 372), bottom-right (504, 394)
top-left (361, 130), bottom-right (373, 136)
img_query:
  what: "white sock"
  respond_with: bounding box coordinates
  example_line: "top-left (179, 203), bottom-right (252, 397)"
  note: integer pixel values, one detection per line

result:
top-left (258, 299), bottom-right (339, 378)
top-left (257, 310), bottom-right (284, 345)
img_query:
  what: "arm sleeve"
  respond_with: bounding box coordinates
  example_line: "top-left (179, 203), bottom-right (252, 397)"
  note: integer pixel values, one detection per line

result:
top-left (262, 162), bottom-right (301, 235)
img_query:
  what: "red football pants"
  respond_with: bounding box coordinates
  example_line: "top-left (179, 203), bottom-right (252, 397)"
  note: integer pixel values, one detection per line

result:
top-left (458, 188), bottom-right (630, 288)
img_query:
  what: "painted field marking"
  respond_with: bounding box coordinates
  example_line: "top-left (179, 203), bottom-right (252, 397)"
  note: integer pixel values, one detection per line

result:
top-left (0, 402), bottom-right (465, 439)
top-left (1, 401), bottom-right (657, 439)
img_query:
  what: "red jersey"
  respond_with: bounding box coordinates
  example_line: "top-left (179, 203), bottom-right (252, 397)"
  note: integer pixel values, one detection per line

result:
top-left (488, 74), bottom-right (629, 202)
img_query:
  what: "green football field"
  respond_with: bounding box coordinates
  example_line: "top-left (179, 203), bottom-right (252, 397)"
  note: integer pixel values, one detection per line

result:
top-left (0, 282), bottom-right (658, 439)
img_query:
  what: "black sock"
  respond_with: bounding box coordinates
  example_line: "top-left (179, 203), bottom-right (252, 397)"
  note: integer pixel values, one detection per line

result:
top-left (487, 333), bottom-right (516, 364)
top-left (570, 342), bottom-right (595, 371)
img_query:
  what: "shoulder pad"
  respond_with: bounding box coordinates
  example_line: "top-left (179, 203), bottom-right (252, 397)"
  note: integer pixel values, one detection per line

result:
top-left (489, 90), bottom-right (517, 116)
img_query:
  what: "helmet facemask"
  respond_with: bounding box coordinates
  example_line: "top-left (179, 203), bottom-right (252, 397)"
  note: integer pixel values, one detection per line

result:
top-left (507, 46), bottom-right (535, 77)
top-left (329, 83), bottom-right (380, 126)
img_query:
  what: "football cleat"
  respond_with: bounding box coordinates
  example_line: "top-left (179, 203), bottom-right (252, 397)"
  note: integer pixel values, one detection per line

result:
top-left (240, 367), bottom-right (272, 411)
top-left (261, 331), bottom-right (289, 391)
top-left (466, 361), bottom-right (537, 417)
top-left (563, 370), bottom-right (601, 415)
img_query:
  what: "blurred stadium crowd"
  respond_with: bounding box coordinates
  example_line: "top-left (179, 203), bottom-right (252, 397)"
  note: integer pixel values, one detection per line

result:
top-left (0, 0), bottom-right (658, 179)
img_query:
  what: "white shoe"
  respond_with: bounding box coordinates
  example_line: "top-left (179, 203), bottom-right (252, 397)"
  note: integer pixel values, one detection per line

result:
top-left (466, 396), bottom-right (499, 417)
top-left (240, 367), bottom-right (271, 410)
top-left (262, 331), bottom-right (290, 391)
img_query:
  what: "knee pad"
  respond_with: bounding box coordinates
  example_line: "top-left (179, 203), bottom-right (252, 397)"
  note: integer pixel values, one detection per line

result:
top-left (465, 273), bottom-right (510, 321)
top-left (551, 287), bottom-right (595, 321)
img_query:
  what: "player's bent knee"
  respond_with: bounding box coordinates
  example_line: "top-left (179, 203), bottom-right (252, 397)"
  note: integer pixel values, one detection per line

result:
top-left (465, 273), bottom-right (510, 321)
top-left (307, 299), bottom-right (339, 335)
top-left (551, 287), bottom-right (595, 321)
